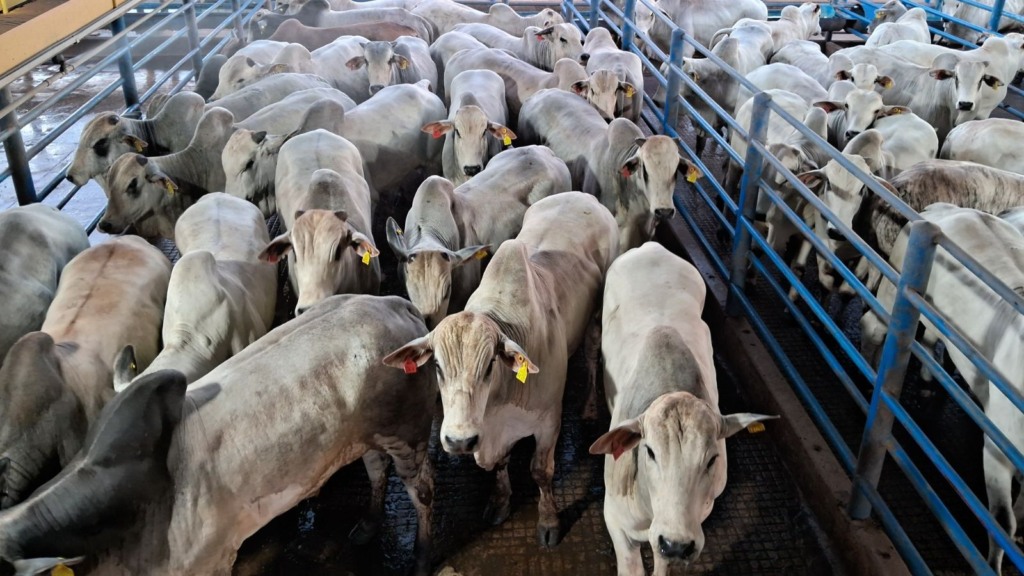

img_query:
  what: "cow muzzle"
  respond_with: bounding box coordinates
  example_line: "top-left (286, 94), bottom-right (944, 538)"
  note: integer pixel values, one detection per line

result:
top-left (956, 101), bottom-right (975, 111)
top-left (443, 434), bottom-right (479, 454)
top-left (658, 536), bottom-right (698, 562)
top-left (369, 84), bottom-right (384, 95)
top-left (827, 226), bottom-right (846, 241)
top-left (655, 208), bottom-right (675, 221)
top-left (97, 219), bottom-right (116, 234)
top-left (462, 165), bottom-right (482, 176)
top-left (844, 130), bottom-right (860, 141)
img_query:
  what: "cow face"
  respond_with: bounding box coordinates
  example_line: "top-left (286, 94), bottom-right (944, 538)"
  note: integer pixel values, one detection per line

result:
top-left (572, 70), bottom-right (634, 121)
top-left (798, 154), bottom-right (875, 242)
top-left (929, 54), bottom-right (1002, 123)
top-left (422, 107), bottom-right (515, 179)
top-left (533, 24), bottom-right (584, 67)
top-left (98, 155), bottom-right (176, 237)
top-left (590, 392), bottom-right (775, 566)
top-left (259, 203), bottom-right (378, 315)
top-left (814, 90), bottom-right (909, 144)
top-left (211, 55), bottom-right (266, 101)
top-left (347, 41), bottom-right (409, 96)
top-left (222, 129), bottom-right (280, 214)
top-left (832, 62), bottom-right (893, 92)
top-left (382, 313), bottom-right (538, 457)
top-left (67, 113), bottom-right (147, 187)
top-left (620, 133), bottom-right (682, 221)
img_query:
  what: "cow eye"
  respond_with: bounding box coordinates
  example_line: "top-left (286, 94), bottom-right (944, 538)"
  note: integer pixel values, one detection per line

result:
top-left (126, 179), bottom-right (139, 197)
top-left (706, 454), bottom-right (718, 471)
top-left (484, 357), bottom-right (495, 379)
top-left (453, 129), bottom-right (460, 139)
top-left (436, 364), bottom-right (445, 381)
top-left (243, 159), bottom-right (254, 173)
top-left (93, 138), bottom-right (109, 157)
top-left (560, 38), bottom-right (568, 44)
top-left (983, 75), bottom-right (1001, 87)
top-left (440, 252), bottom-right (450, 262)
top-left (646, 445), bottom-right (656, 462)
top-left (442, 284), bottom-right (451, 300)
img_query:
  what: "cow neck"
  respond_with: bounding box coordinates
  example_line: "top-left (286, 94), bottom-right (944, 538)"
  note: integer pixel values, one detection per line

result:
top-left (127, 118), bottom-right (170, 156)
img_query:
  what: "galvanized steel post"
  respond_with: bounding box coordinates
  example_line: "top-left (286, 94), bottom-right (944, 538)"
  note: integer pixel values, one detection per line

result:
top-left (848, 220), bottom-right (940, 519)
top-left (662, 28), bottom-right (685, 130)
top-left (725, 91), bottom-right (772, 317)
top-left (230, 0), bottom-right (246, 42)
top-left (183, 0), bottom-right (206, 78)
top-left (989, 0), bottom-right (1007, 33)
top-left (110, 17), bottom-right (140, 112)
top-left (0, 87), bottom-right (37, 205)
top-left (589, 0), bottom-right (601, 30)
top-left (622, 0), bottom-right (637, 51)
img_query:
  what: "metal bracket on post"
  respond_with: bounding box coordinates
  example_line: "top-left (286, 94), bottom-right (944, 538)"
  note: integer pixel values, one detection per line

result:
top-left (183, 0), bottom-right (206, 79)
top-left (110, 16), bottom-right (140, 115)
top-left (662, 28), bottom-right (685, 131)
top-left (622, 0), bottom-right (637, 51)
top-left (589, 0), bottom-right (601, 30)
top-left (0, 87), bottom-right (37, 205)
top-left (725, 91), bottom-right (771, 317)
top-left (848, 220), bottom-right (940, 519)
top-left (989, 0), bottom-right (1007, 34)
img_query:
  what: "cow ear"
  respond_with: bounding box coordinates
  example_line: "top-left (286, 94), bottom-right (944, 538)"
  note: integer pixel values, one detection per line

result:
top-left (12, 557), bottom-right (87, 576)
top-left (812, 100), bottom-right (843, 113)
top-left (452, 244), bottom-right (491, 266)
top-left (719, 412), bottom-right (778, 439)
top-left (145, 171), bottom-right (178, 196)
top-left (259, 232), bottom-right (293, 263)
top-left (619, 156), bottom-right (640, 178)
top-left (834, 69), bottom-right (851, 81)
top-left (618, 81), bottom-right (636, 98)
top-left (245, 57), bottom-right (257, 68)
top-left (875, 75), bottom-right (895, 90)
top-left (382, 335), bottom-right (434, 370)
top-left (122, 135), bottom-right (148, 153)
top-left (797, 169), bottom-right (825, 190)
top-left (113, 344), bottom-right (138, 391)
top-left (421, 121), bottom-right (452, 139)
top-left (589, 417), bottom-right (642, 460)
top-left (385, 217), bottom-right (410, 261)
top-left (498, 337), bottom-right (539, 377)
top-left (535, 26), bottom-right (554, 41)
top-left (349, 231), bottom-right (380, 258)
top-left (488, 123), bottom-right (516, 142)
top-left (881, 105), bottom-right (910, 117)
top-left (394, 55), bottom-right (411, 70)
top-left (267, 63), bottom-right (291, 75)
top-left (571, 79), bottom-right (589, 96)
top-left (346, 56), bottom-right (367, 70)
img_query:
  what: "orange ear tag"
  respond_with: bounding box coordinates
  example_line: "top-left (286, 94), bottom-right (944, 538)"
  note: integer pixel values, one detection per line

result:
top-left (747, 422), bottom-right (766, 433)
top-left (431, 129), bottom-right (444, 139)
top-left (52, 565), bottom-right (75, 576)
top-left (619, 166), bottom-right (632, 178)
top-left (686, 164), bottom-right (700, 183)
top-left (362, 251), bottom-right (372, 265)
top-left (403, 359), bottom-right (418, 374)
top-left (133, 141), bottom-right (144, 153)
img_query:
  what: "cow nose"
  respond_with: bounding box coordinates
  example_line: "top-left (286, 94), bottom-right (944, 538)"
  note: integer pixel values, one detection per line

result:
top-left (827, 227), bottom-right (846, 241)
top-left (463, 165), bottom-right (482, 176)
top-left (369, 84), bottom-right (384, 95)
top-left (295, 305), bottom-right (309, 316)
top-left (444, 434), bottom-right (479, 454)
top-left (658, 536), bottom-right (697, 560)
top-left (654, 208), bottom-right (675, 220)
top-left (579, 52), bottom-right (590, 63)
top-left (844, 130), bottom-right (860, 141)
top-left (65, 174), bottom-right (76, 184)
top-left (97, 220), bottom-right (114, 233)
top-left (957, 101), bottom-right (974, 111)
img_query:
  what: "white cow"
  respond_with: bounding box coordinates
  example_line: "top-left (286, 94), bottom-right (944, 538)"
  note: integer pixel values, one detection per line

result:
top-left (98, 107), bottom-right (236, 240)
top-left (865, 7), bottom-right (931, 46)
top-left (344, 37), bottom-right (438, 96)
top-left (112, 194), bottom-right (277, 390)
top-left (771, 40), bottom-right (832, 88)
top-left (422, 69), bottom-right (513, 186)
top-left (0, 295), bottom-right (438, 575)
top-left (0, 236), bottom-right (170, 509)
top-left (0, 205), bottom-right (89, 366)
top-left (648, 0), bottom-right (768, 57)
top-left (209, 40), bottom-right (312, 100)
top-left (757, 3), bottom-right (821, 50)
top-left (202, 72), bottom-right (331, 122)
top-left (579, 27), bottom-right (644, 122)
top-left (412, 0), bottom-right (563, 35)
top-left (870, 35), bottom-right (1023, 88)
top-left (452, 22), bottom-right (583, 72)
top-left (942, 118), bottom-right (1024, 174)
top-left (429, 30), bottom-right (489, 98)
top-left (736, 63), bottom-right (829, 111)
top-left (945, 0), bottom-right (1024, 44)
top-left (592, 241), bottom-right (776, 575)
top-left (859, 205), bottom-right (1024, 572)
top-left (384, 192), bottom-right (619, 549)
top-left (384, 146), bottom-right (572, 327)
top-left (259, 130), bottom-right (380, 314)
top-left (518, 88), bottom-right (684, 252)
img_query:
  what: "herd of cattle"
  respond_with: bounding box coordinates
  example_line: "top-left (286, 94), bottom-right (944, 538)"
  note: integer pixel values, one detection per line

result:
top-left (3, 0), bottom-right (1024, 572)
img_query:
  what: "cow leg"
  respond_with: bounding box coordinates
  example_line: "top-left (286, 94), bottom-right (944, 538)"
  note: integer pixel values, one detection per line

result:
top-left (985, 434), bottom-right (1015, 573)
top-left (582, 310), bottom-right (603, 421)
top-left (652, 550), bottom-right (671, 576)
top-left (483, 457), bottom-right (512, 526)
top-left (532, 429), bottom-right (561, 548)
top-left (349, 450), bottom-right (389, 545)
top-left (387, 439), bottom-right (434, 576)
top-left (607, 519), bottom-right (643, 576)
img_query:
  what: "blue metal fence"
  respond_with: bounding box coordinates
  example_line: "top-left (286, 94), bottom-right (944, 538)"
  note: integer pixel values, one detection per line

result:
top-left (0, 0), bottom-right (263, 229)
top-left (565, 0), bottom-right (1024, 572)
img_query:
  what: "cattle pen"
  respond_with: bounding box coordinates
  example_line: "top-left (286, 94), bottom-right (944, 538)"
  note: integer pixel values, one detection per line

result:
top-left (2, 0), bottom-right (1024, 573)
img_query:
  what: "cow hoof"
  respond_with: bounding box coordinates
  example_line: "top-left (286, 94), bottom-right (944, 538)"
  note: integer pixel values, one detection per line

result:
top-left (537, 521), bottom-right (562, 548)
top-left (348, 517), bottom-right (382, 545)
top-left (482, 500), bottom-right (511, 526)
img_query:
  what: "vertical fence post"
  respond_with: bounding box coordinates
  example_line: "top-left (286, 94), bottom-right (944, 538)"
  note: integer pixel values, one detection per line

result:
top-left (229, 0), bottom-right (246, 43)
top-left (589, 0), bottom-right (601, 30)
top-left (848, 220), bottom-right (940, 519)
top-left (183, 0), bottom-right (205, 77)
top-left (662, 28), bottom-right (685, 130)
top-left (109, 16), bottom-right (140, 112)
top-left (0, 87), bottom-right (37, 205)
top-left (621, 0), bottom-right (637, 51)
top-left (725, 92), bottom-right (772, 317)
top-left (989, 0), bottom-right (1007, 33)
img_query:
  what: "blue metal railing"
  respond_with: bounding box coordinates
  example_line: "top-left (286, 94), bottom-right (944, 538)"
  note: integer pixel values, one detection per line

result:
top-left (566, 0), bottom-right (1024, 572)
top-left (0, 0), bottom-right (262, 230)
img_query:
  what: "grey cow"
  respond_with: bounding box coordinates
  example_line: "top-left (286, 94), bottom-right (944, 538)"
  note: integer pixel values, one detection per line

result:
top-left (0, 295), bottom-right (437, 576)
top-left (385, 145), bottom-right (571, 326)
top-left (453, 22), bottom-right (583, 72)
top-left (0, 236), bottom-right (170, 510)
top-left (345, 37), bottom-right (438, 97)
top-left (0, 205), bottom-right (89, 367)
top-left (385, 192), bottom-right (618, 549)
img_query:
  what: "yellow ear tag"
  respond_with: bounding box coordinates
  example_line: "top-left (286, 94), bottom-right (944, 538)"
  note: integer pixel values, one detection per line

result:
top-left (399, 59), bottom-right (409, 70)
top-left (503, 133), bottom-right (512, 146)
top-left (747, 422), bottom-right (766, 433)
top-left (133, 140), bottom-right (144, 153)
top-left (624, 85), bottom-right (635, 98)
top-left (362, 251), bottom-right (372, 265)
top-left (516, 363), bottom-right (528, 383)
top-left (164, 181), bottom-right (175, 196)
top-left (52, 565), bottom-right (74, 576)
top-left (474, 249), bottom-right (488, 260)
top-left (686, 164), bottom-right (700, 183)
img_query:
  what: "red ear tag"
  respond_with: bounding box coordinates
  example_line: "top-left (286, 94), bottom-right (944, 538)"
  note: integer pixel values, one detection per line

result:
top-left (431, 129), bottom-right (444, 139)
top-left (404, 359), bottom-right (418, 374)
top-left (535, 34), bottom-right (546, 41)
top-left (611, 445), bottom-right (627, 460)
top-left (619, 166), bottom-right (632, 178)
